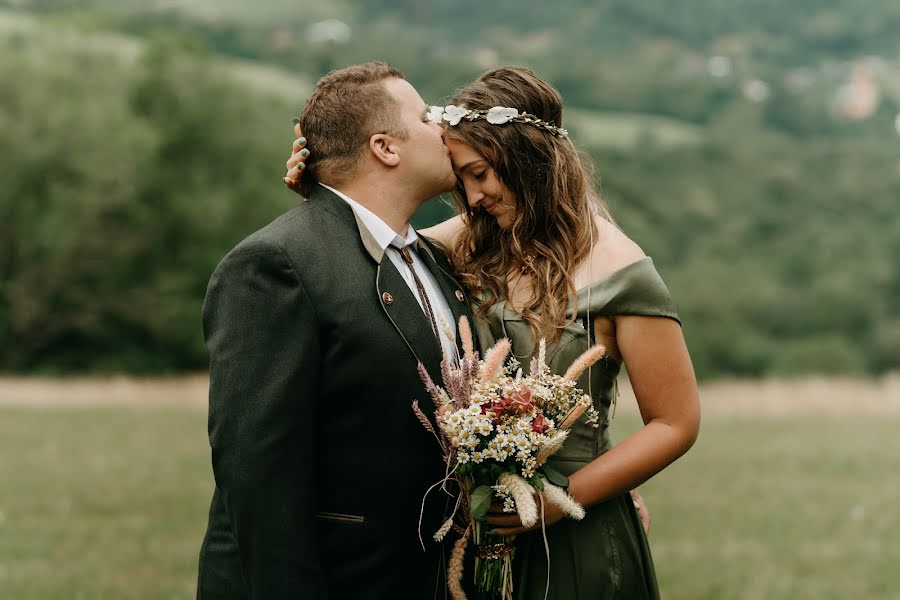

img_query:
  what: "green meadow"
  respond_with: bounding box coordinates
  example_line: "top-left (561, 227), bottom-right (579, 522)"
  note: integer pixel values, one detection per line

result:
top-left (1, 379), bottom-right (897, 599)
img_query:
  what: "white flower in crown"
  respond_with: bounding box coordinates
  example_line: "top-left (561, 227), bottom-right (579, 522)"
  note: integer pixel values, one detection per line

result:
top-left (486, 106), bottom-right (519, 124)
top-left (427, 105), bottom-right (445, 124)
top-left (442, 104), bottom-right (470, 126)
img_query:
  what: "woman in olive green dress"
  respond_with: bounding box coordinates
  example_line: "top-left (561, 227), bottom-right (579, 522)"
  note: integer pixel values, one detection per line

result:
top-left (286, 67), bottom-right (700, 599)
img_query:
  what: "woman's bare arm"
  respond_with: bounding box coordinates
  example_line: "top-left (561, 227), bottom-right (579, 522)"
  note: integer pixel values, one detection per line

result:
top-left (567, 315), bottom-right (700, 506)
top-left (419, 214), bottom-right (466, 249)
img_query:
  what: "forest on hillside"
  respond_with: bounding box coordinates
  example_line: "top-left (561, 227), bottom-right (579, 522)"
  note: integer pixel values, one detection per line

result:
top-left (1, 1), bottom-right (899, 378)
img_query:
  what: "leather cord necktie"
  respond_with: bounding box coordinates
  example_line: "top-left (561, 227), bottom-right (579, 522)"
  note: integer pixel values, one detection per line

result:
top-left (396, 245), bottom-right (441, 341)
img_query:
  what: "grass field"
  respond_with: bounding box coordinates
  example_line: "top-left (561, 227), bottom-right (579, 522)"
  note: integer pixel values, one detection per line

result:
top-left (1, 376), bottom-right (898, 599)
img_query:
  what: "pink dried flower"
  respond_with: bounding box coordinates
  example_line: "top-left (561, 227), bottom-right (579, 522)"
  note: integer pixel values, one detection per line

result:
top-left (448, 525), bottom-right (471, 600)
top-left (562, 344), bottom-right (606, 382)
top-left (481, 338), bottom-right (512, 382)
top-left (458, 316), bottom-right (475, 360)
top-left (417, 362), bottom-right (444, 406)
top-left (559, 402), bottom-right (587, 430)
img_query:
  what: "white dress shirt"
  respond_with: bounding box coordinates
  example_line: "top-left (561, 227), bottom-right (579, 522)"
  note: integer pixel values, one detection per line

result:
top-left (320, 184), bottom-right (457, 359)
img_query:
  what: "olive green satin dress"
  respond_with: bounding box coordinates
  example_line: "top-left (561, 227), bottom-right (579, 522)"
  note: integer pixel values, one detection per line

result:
top-left (471, 257), bottom-right (680, 600)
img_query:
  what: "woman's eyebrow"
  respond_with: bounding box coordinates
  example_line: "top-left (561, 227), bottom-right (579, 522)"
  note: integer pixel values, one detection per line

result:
top-left (458, 160), bottom-right (485, 173)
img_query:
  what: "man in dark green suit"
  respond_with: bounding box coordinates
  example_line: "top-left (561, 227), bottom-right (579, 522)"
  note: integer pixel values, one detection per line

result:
top-left (197, 62), bottom-right (472, 599)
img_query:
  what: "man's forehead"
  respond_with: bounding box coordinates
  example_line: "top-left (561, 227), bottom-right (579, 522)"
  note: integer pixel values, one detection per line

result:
top-left (385, 78), bottom-right (424, 106)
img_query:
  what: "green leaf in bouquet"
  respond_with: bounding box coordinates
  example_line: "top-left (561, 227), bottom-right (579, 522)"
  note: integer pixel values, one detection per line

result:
top-left (469, 485), bottom-right (493, 519)
top-left (483, 528), bottom-right (502, 540)
top-left (473, 465), bottom-right (496, 486)
top-left (541, 464), bottom-right (570, 489)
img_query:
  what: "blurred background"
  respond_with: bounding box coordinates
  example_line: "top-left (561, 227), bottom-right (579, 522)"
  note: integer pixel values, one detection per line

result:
top-left (0, 1), bottom-right (898, 598)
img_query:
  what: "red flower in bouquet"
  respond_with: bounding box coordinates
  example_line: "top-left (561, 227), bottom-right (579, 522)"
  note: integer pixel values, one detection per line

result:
top-left (531, 413), bottom-right (550, 434)
top-left (509, 387), bottom-right (534, 413)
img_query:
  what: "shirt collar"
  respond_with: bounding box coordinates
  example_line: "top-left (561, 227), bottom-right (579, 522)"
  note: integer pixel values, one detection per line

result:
top-left (319, 183), bottom-right (419, 252)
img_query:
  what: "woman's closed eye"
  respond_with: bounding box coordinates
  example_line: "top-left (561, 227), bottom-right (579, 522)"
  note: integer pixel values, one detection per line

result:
top-left (473, 170), bottom-right (487, 181)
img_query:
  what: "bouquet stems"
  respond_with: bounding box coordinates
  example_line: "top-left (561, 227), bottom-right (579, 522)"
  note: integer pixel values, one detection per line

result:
top-left (473, 521), bottom-right (515, 599)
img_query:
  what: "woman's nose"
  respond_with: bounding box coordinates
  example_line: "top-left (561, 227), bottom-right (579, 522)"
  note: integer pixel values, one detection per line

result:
top-left (467, 188), bottom-right (483, 207)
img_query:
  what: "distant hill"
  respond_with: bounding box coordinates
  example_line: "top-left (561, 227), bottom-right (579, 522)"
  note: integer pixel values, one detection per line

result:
top-left (1, 3), bottom-right (899, 378)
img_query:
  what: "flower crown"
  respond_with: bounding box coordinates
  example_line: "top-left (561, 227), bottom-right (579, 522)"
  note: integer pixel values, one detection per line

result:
top-left (428, 104), bottom-right (569, 139)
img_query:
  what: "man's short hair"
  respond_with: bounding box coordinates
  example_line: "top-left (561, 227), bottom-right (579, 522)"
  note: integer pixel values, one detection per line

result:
top-left (299, 61), bottom-right (409, 185)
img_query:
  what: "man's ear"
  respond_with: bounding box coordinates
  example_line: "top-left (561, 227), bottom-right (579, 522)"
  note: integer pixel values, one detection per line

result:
top-left (369, 133), bottom-right (400, 167)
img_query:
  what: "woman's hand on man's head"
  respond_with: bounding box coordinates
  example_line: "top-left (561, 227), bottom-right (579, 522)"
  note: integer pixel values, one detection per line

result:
top-left (284, 122), bottom-right (312, 198)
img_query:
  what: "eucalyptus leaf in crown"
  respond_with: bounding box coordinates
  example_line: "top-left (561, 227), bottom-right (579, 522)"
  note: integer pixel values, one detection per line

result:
top-left (413, 316), bottom-right (602, 600)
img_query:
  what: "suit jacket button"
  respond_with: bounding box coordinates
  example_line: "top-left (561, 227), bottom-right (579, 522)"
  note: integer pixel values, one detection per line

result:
top-left (455, 290), bottom-right (465, 302)
top-left (382, 291), bottom-right (394, 305)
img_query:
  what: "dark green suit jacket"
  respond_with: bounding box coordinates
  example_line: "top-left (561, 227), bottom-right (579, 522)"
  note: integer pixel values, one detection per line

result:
top-left (197, 185), bottom-right (473, 599)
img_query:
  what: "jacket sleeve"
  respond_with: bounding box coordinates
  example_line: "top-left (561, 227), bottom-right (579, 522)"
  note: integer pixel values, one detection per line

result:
top-left (202, 238), bottom-right (326, 598)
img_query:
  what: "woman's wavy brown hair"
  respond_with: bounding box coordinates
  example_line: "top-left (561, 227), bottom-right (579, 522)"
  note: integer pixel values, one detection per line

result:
top-left (445, 66), bottom-right (611, 346)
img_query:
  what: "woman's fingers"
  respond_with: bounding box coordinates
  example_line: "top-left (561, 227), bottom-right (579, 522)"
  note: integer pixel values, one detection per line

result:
top-left (284, 123), bottom-right (310, 195)
top-left (286, 162), bottom-right (305, 181)
top-left (630, 489), bottom-right (651, 535)
top-left (285, 139), bottom-right (309, 170)
top-left (484, 512), bottom-right (522, 527)
top-left (491, 525), bottom-right (527, 537)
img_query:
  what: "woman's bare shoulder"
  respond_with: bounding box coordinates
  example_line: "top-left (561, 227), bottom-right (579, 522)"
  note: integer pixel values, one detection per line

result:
top-left (575, 216), bottom-right (647, 287)
top-left (598, 217), bottom-right (646, 268)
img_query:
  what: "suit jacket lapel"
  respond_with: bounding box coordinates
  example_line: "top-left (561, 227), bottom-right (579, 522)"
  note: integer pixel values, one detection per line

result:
top-left (417, 237), bottom-right (476, 357)
top-left (310, 185), bottom-right (442, 376)
top-left (310, 185), bottom-right (473, 381)
top-left (376, 256), bottom-right (445, 384)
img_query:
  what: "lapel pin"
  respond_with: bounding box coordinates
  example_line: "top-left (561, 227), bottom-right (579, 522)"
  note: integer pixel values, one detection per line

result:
top-left (455, 290), bottom-right (465, 302)
top-left (382, 291), bottom-right (394, 305)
